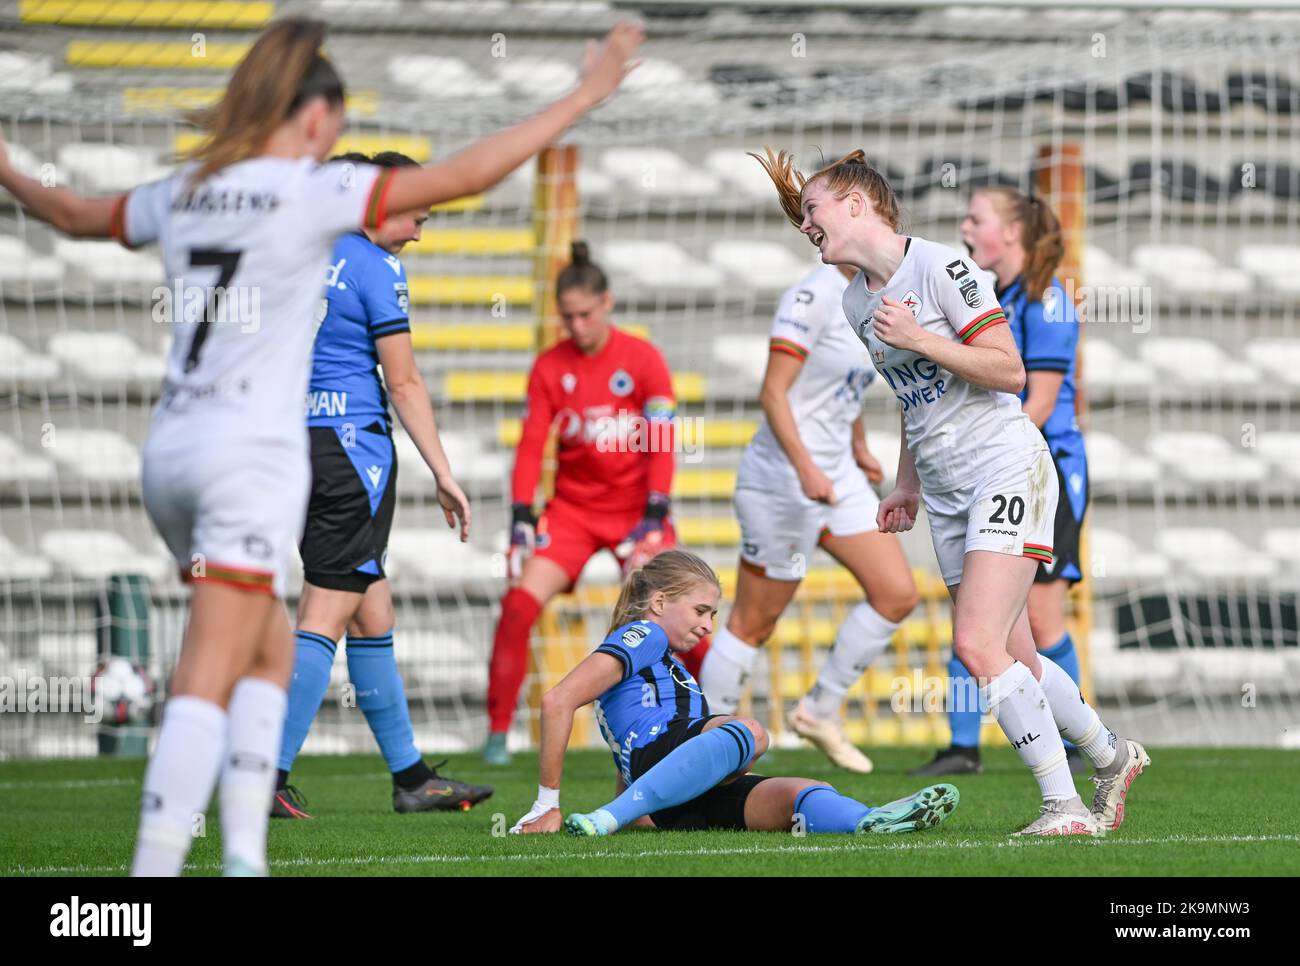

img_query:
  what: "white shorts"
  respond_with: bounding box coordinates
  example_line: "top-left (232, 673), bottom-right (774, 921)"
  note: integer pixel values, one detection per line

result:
top-left (734, 464), bottom-right (880, 581)
top-left (142, 434), bottom-right (310, 598)
top-left (923, 443), bottom-right (1057, 586)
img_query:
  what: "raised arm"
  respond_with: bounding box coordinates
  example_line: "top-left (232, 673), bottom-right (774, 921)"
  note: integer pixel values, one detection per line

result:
top-left (512, 652), bottom-right (624, 833)
top-left (0, 133), bottom-right (118, 238)
top-left (382, 22), bottom-right (642, 215)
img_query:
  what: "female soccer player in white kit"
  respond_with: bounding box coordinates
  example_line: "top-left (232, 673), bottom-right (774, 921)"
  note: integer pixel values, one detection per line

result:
top-left (754, 149), bottom-right (1148, 835)
top-left (699, 263), bottom-right (919, 773)
top-left (0, 16), bottom-right (644, 873)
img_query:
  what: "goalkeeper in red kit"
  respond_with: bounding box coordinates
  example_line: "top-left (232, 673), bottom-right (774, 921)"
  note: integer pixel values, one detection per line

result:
top-left (483, 241), bottom-right (680, 765)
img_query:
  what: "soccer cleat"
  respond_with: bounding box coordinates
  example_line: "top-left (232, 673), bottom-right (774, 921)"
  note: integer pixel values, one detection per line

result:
top-left (908, 746), bottom-right (983, 777)
top-left (1066, 746), bottom-right (1088, 775)
top-left (1091, 738), bottom-right (1150, 831)
top-left (855, 783), bottom-right (960, 834)
top-left (393, 761), bottom-right (494, 814)
top-left (270, 784), bottom-right (313, 819)
top-left (482, 731), bottom-right (512, 766)
top-left (563, 812), bottom-right (608, 837)
top-left (223, 858), bottom-right (268, 877)
top-left (786, 698), bottom-right (874, 773)
top-left (1012, 796), bottom-right (1101, 836)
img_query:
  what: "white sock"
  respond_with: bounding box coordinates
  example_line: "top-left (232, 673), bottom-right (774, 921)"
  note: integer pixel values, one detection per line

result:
top-left (131, 696), bottom-right (227, 877)
top-left (807, 600), bottom-right (899, 720)
top-left (981, 661), bottom-right (1076, 801)
top-left (1036, 655), bottom-right (1117, 769)
top-left (219, 677), bottom-right (287, 874)
top-left (699, 627), bottom-right (759, 715)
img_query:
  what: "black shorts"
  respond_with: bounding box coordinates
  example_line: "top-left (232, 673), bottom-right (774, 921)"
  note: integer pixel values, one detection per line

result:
top-left (300, 422), bottom-right (397, 593)
top-left (630, 715), bottom-right (770, 831)
top-left (1035, 437), bottom-right (1088, 586)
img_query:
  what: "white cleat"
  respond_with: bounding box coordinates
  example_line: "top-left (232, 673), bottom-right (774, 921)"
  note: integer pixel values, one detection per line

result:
top-left (1012, 796), bottom-right (1103, 837)
top-left (786, 699), bottom-right (874, 774)
top-left (1092, 738), bottom-right (1151, 832)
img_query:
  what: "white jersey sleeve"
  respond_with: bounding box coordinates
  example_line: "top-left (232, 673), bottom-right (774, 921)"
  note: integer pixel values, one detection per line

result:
top-left (925, 251), bottom-right (1005, 346)
top-left (113, 174), bottom-right (180, 249)
top-left (769, 276), bottom-right (836, 358)
top-left (296, 160), bottom-right (389, 241)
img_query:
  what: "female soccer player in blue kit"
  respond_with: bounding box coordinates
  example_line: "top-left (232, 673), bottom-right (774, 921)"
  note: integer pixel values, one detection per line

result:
top-left (509, 550), bottom-right (958, 836)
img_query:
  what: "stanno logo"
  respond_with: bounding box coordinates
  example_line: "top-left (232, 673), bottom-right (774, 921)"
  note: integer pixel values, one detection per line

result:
top-left (50, 896), bottom-right (151, 946)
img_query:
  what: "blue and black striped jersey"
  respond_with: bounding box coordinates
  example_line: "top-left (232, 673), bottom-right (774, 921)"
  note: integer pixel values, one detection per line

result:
top-left (1000, 274), bottom-right (1081, 444)
top-left (592, 620), bottom-right (709, 781)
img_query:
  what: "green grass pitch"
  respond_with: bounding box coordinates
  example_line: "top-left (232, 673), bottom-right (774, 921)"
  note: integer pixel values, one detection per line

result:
top-left (3, 747), bottom-right (1297, 876)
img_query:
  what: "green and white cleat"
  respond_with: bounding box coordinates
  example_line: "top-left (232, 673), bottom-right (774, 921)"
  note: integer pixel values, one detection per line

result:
top-left (563, 812), bottom-right (609, 837)
top-left (855, 783), bottom-right (960, 834)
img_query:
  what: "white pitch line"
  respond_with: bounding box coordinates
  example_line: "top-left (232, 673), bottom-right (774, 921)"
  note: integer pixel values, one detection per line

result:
top-left (7, 833), bottom-right (1298, 876)
top-left (0, 772), bottom-right (384, 791)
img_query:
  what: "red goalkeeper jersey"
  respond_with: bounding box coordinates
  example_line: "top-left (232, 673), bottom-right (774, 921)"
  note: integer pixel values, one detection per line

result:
top-left (512, 326), bottom-right (677, 514)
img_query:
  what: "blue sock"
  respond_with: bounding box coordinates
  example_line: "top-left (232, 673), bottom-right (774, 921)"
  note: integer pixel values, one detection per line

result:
top-left (947, 655), bottom-right (983, 749)
top-left (1041, 633), bottom-right (1080, 750)
top-left (346, 630), bottom-right (421, 773)
top-left (598, 721), bottom-right (757, 832)
top-left (793, 784), bottom-right (872, 833)
top-left (278, 631), bottom-right (337, 773)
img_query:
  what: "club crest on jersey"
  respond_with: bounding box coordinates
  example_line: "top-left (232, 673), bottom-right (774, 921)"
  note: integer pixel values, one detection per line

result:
top-left (609, 369), bottom-right (634, 397)
top-left (621, 623), bottom-right (650, 648)
top-left (958, 276), bottom-right (983, 308)
top-left (873, 348), bottom-right (886, 364)
top-left (945, 259), bottom-right (970, 281)
top-left (561, 372), bottom-right (577, 394)
top-left (902, 290), bottom-right (922, 317)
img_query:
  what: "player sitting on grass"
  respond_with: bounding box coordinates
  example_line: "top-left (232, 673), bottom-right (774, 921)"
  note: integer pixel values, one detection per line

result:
top-left (509, 549), bottom-right (959, 836)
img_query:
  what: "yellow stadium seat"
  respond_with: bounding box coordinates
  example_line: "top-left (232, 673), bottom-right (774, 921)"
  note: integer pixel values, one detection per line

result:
top-left (675, 517), bottom-right (740, 546)
top-left (410, 324), bottom-right (536, 352)
top-left (772, 617), bottom-right (838, 646)
top-left (443, 372), bottom-right (526, 402)
top-left (123, 87), bottom-right (377, 117)
top-left (671, 468), bottom-right (736, 500)
top-left (173, 131), bottom-right (431, 161)
top-left (68, 40), bottom-right (251, 69)
top-left (409, 276), bottom-right (534, 306)
top-left (26, 0), bottom-right (272, 27)
top-left (405, 228), bottom-right (535, 257)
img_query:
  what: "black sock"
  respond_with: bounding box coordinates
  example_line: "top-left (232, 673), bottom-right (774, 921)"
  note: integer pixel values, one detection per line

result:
top-left (276, 769), bottom-right (290, 790)
top-left (392, 760), bottom-right (432, 791)
top-left (950, 746), bottom-right (980, 760)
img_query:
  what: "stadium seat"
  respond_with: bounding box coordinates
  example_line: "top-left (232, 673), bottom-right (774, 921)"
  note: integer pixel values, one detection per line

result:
top-left (1128, 160), bottom-right (1226, 202)
top-left (1245, 338), bottom-right (1300, 387)
top-left (1255, 431), bottom-right (1300, 481)
top-left (1154, 527), bottom-right (1278, 580)
top-left (1, 142), bottom-right (48, 180)
top-left (1123, 70), bottom-right (1225, 113)
top-left (447, 370), bottom-right (705, 404)
top-left (712, 333), bottom-right (769, 385)
top-left (0, 535), bottom-right (52, 580)
top-left (599, 147), bottom-right (722, 198)
top-left (496, 56), bottom-right (579, 99)
top-left (1088, 528), bottom-right (1171, 580)
top-left (621, 58), bottom-right (719, 106)
top-left (57, 143), bottom-right (170, 193)
top-left (1226, 71), bottom-right (1300, 114)
top-left (410, 323), bottom-right (536, 352)
top-left (1083, 246), bottom-right (1147, 290)
top-left (22, 1), bottom-right (274, 28)
top-left (408, 275), bottom-right (534, 306)
top-left (708, 240), bottom-right (811, 292)
top-left (1084, 430), bottom-right (1159, 485)
top-left (0, 50), bottom-right (72, 94)
top-left (404, 228), bottom-right (534, 257)
top-left (1131, 244), bottom-right (1252, 295)
top-left (1137, 337), bottom-right (1259, 386)
top-left (122, 86), bottom-right (379, 117)
top-left (0, 433), bottom-right (54, 483)
top-left (66, 40), bottom-right (249, 70)
top-left (38, 530), bottom-right (168, 581)
top-left (1236, 245), bottom-right (1300, 293)
top-left (673, 468), bottom-right (737, 500)
top-left (1147, 431), bottom-right (1267, 484)
top-left (496, 416), bottom-right (754, 449)
top-left (1080, 339), bottom-right (1152, 390)
top-left (384, 529), bottom-right (498, 583)
top-left (392, 430), bottom-right (507, 485)
top-left (706, 148), bottom-right (784, 200)
top-left (603, 240), bottom-right (725, 290)
top-left (47, 429), bottom-right (141, 483)
top-left (1226, 159), bottom-right (1300, 200)
top-left (47, 332), bottom-right (166, 382)
top-left (576, 552), bottom-right (621, 586)
top-left (387, 55), bottom-right (506, 98)
top-left (1262, 529), bottom-right (1300, 570)
top-left (54, 239), bottom-right (161, 286)
top-left (0, 238), bottom-right (65, 286)
top-left (676, 516), bottom-right (740, 546)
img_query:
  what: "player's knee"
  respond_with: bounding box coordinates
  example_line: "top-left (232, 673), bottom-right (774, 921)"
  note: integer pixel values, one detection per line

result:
top-left (871, 583), bottom-right (920, 623)
top-left (952, 633), bottom-right (996, 676)
top-left (734, 717), bottom-right (769, 761)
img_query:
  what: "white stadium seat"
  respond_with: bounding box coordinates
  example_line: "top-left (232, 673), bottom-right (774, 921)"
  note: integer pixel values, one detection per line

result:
top-left (1137, 336), bottom-right (1259, 386)
top-left (48, 332), bottom-right (166, 383)
top-left (599, 147), bottom-right (722, 199)
top-left (2, 143), bottom-right (48, 181)
top-left (1255, 431), bottom-right (1300, 481)
top-left (0, 535), bottom-right (53, 580)
top-left (708, 239), bottom-right (811, 292)
top-left (0, 332), bottom-right (60, 383)
top-left (1131, 244), bottom-right (1253, 295)
top-left (1088, 528), bottom-right (1171, 580)
top-left (0, 433), bottom-right (54, 484)
top-left (0, 237), bottom-right (65, 285)
top-left (1262, 529), bottom-right (1300, 570)
top-left (392, 430), bottom-right (507, 485)
top-left (56, 144), bottom-right (170, 194)
top-left (385, 529), bottom-right (498, 583)
top-left (706, 148), bottom-right (785, 201)
top-left (54, 239), bottom-right (162, 286)
top-left (603, 239), bottom-right (725, 290)
top-left (577, 552), bottom-right (621, 585)
top-left (0, 52), bottom-right (72, 95)
top-left (387, 55), bottom-right (506, 98)
top-left (496, 57), bottom-right (579, 99)
top-left (711, 333), bottom-right (769, 385)
top-left (621, 58), bottom-right (719, 106)
top-left (39, 530), bottom-right (169, 581)
top-left (1084, 430), bottom-right (1159, 485)
top-left (1081, 339), bottom-right (1153, 389)
top-left (1083, 246), bottom-right (1147, 290)
top-left (46, 429), bottom-right (140, 484)
top-left (1147, 430), bottom-right (1267, 484)
top-left (1155, 527), bottom-right (1278, 579)
top-left (1244, 338), bottom-right (1300, 387)
top-left (1235, 245), bottom-right (1300, 293)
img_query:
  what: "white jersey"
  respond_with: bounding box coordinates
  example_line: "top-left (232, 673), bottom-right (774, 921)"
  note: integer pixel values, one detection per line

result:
top-left (114, 156), bottom-right (389, 449)
top-left (842, 237), bottom-right (1037, 493)
top-left (742, 264), bottom-right (875, 482)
